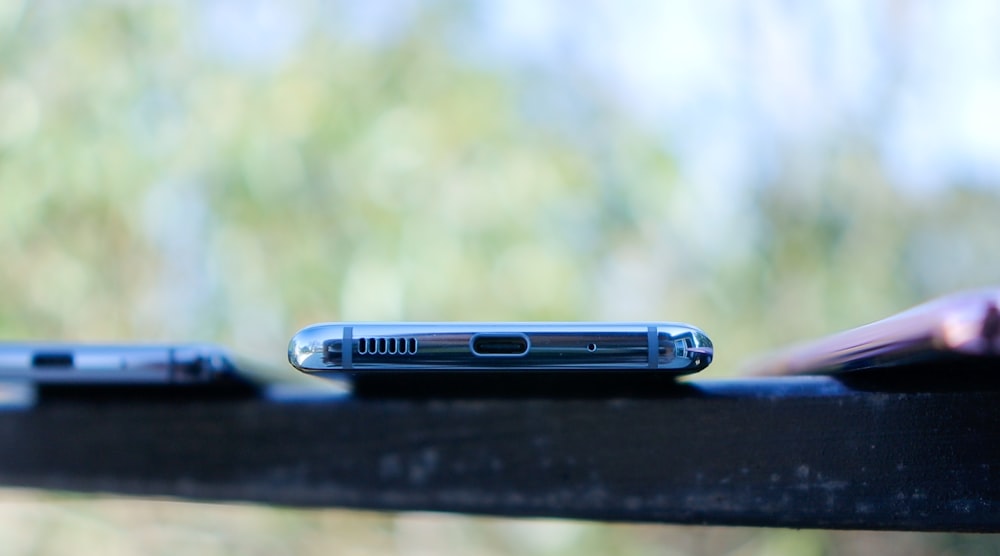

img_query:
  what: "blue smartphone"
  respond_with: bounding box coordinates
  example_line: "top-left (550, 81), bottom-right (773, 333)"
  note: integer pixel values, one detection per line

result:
top-left (0, 343), bottom-right (236, 384)
top-left (288, 322), bottom-right (713, 376)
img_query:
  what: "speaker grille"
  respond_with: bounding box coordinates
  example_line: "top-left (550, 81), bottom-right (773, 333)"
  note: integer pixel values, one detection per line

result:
top-left (357, 337), bottom-right (417, 355)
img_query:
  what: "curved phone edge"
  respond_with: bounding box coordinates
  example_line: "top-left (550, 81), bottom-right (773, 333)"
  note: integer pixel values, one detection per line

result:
top-left (742, 287), bottom-right (1000, 376)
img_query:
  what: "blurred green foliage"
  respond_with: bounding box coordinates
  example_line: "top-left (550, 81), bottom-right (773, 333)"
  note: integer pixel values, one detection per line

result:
top-left (2, 1), bottom-right (1000, 554)
top-left (1, 1), bottom-right (700, 360)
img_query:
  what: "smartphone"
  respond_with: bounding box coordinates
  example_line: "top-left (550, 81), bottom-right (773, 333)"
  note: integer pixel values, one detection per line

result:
top-left (288, 322), bottom-right (713, 376)
top-left (0, 343), bottom-right (237, 384)
top-left (745, 288), bottom-right (1000, 376)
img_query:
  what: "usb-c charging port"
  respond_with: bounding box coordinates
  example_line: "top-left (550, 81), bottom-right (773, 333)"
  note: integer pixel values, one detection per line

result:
top-left (32, 353), bottom-right (74, 368)
top-left (470, 334), bottom-right (529, 356)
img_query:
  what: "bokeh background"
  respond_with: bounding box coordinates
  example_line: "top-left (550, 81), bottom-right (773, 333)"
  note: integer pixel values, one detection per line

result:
top-left (3, 0), bottom-right (1000, 553)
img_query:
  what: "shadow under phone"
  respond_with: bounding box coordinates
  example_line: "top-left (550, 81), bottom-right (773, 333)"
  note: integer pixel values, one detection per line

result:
top-left (349, 371), bottom-right (699, 399)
